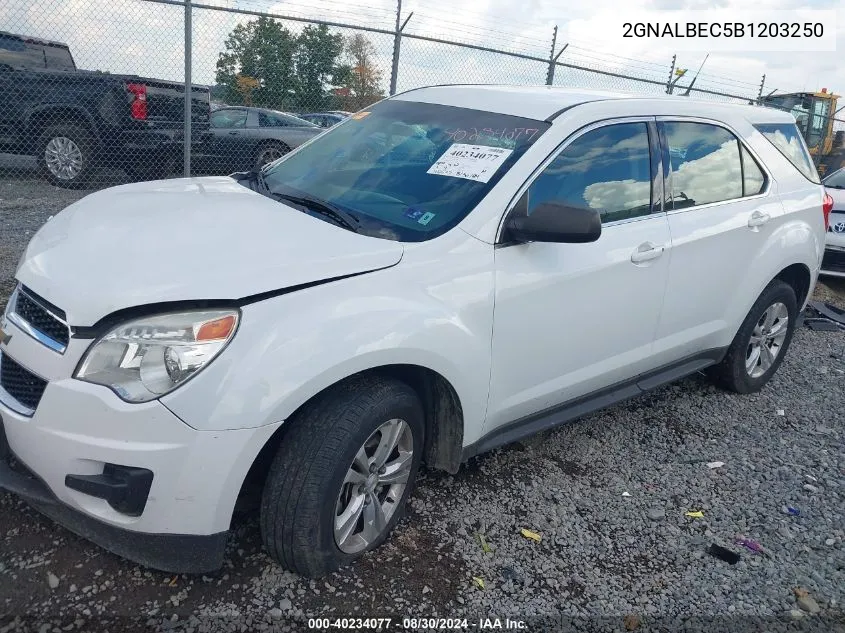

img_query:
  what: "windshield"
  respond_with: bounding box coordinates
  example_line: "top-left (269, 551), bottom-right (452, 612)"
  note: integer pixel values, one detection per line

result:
top-left (261, 99), bottom-right (549, 241)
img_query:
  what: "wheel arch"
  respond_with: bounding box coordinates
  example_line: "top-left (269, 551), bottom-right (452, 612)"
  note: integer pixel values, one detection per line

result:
top-left (254, 138), bottom-right (290, 155)
top-left (26, 105), bottom-right (101, 145)
top-left (234, 363), bottom-right (465, 515)
top-left (774, 262), bottom-right (812, 309)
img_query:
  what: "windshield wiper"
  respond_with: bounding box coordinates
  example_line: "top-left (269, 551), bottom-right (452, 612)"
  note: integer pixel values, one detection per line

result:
top-left (270, 191), bottom-right (362, 232)
top-left (231, 168), bottom-right (271, 195)
top-left (252, 168), bottom-right (271, 195)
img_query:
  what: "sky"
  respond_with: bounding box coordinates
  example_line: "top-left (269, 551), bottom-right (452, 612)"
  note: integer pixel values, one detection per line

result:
top-left (0, 0), bottom-right (841, 108)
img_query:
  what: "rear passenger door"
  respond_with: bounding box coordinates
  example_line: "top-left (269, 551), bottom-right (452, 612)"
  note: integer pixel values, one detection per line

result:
top-left (487, 119), bottom-right (672, 430)
top-left (651, 119), bottom-right (781, 365)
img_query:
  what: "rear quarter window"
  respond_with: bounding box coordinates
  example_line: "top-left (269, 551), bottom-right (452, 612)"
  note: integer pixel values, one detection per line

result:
top-left (755, 123), bottom-right (820, 184)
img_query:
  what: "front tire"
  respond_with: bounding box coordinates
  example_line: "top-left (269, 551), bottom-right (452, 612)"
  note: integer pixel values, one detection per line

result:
top-left (260, 376), bottom-right (424, 577)
top-left (253, 142), bottom-right (288, 170)
top-left (37, 123), bottom-right (98, 188)
top-left (707, 279), bottom-right (798, 393)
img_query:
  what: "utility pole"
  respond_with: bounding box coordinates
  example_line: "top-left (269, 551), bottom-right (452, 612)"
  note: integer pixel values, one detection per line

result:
top-left (183, 0), bottom-right (192, 177)
top-left (756, 74), bottom-right (766, 104)
top-left (389, 0), bottom-right (402, 95)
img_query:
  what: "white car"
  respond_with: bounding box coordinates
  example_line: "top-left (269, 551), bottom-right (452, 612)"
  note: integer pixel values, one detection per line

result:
top-left (822, 167), bottom-right (845, 276)
top-left (0, 86), bottom-right (828, 577)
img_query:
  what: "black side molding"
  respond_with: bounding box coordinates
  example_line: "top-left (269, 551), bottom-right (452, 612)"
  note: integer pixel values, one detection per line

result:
top-left (462, 347), bottom-right (727, 461)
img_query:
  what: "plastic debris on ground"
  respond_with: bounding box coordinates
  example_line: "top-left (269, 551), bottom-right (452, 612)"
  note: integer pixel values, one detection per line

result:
top-left (736, 538), bottom-right (767, 556)
top-left (787, 507), bottom-right (801, 517)
top-left (500, 566), bottom-right (524, 584)
top-left (685, 510), bottom-right (705, 518)
top-left (622, 491), bottom-right (632, 497)
top-left (808, 300), bottom-right (845, 325)
top-left (805, 319), bottom-right (841, 331)
top-left (475, 532), bottom-right (492, 554)
top-left (520, 528), bottom-right (542, 542)
top-left (707, 461), bottom-right (725, 469)
top-left (708, 544), bottom-right (741, 565)
top-left (776, 409), bottom-right (785, 416)
top-left (472, 576), bottom-right (485, 590)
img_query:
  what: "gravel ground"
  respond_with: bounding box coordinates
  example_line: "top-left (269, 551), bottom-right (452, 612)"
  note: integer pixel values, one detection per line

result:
top-left (1, 177), bottom-right (844, 632)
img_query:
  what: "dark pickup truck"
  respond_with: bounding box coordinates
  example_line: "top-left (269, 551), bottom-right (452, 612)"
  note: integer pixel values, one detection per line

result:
top-left (0, 32), bottom-right (211, 187)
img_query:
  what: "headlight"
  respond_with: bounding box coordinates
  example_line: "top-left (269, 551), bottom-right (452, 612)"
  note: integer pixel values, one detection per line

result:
top-left (75, 309), bottom-right (239, 403)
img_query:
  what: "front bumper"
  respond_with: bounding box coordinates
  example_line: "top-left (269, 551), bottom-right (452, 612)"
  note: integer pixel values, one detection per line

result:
top-left (0, 312), bottom-right (279, 573)
top-left (0, 423), bottom-right (227, 573)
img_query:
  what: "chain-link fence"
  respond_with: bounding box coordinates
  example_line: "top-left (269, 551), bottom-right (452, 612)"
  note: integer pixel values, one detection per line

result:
top-left (1, 0), bottom-right (843, 191)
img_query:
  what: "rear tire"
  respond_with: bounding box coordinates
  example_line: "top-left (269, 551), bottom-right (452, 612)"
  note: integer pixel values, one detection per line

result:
top-left (260, 375), bottom-right (424, 578)
top-left (707, 280), bottom-right (797, 394)
top-left (36, 123), bottom-right (98, 189)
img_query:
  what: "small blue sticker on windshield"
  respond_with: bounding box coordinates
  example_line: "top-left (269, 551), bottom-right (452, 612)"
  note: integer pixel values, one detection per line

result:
top-left (418, 212), bottom-right (436, 226)
top-left (404, 207), bottom-right (425, 221)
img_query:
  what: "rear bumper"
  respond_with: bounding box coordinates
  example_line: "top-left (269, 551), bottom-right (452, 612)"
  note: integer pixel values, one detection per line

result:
top-left (820, 246), bottom-right (845, 277)
top-left (0, 423), bottom-right (227, 573)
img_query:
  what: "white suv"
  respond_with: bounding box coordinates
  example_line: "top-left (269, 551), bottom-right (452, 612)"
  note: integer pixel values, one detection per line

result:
top-left (0, 86), bottom-right (828, 577)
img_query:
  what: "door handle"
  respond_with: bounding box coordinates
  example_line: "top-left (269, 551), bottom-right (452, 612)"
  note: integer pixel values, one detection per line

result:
top-left (631, 242), bottom-right (665, 264)
top-left (227, 131), bottom-right (239, 136)
top-left (747, 210), bottom-right (771, 228)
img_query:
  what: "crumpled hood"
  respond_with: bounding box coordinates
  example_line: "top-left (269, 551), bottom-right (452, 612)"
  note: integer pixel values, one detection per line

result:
top-left (16, 177), bottom-right (403, 325)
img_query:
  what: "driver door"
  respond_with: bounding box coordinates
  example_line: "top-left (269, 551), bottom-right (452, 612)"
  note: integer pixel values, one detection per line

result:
top-left (485, 119), bottom-right (672, 431)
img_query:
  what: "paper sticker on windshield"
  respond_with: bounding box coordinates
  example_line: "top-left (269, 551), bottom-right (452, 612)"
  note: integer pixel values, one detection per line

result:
top-left (405, 207), bottom-right (436, 226)
top-left (426, 144), bottom-right (513, 183)
top-left (351, 111), bottom-right (371, 120)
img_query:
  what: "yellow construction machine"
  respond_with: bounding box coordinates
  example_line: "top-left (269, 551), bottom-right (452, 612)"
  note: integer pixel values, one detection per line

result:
top-left (760, 89), bottom-right (845, 176)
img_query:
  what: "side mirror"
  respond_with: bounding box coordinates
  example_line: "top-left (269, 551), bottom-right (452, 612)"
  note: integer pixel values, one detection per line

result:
top-left (504, 201), bottom-right (602, 244)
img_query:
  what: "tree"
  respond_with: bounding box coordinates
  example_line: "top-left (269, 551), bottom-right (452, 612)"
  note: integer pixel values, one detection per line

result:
top-left (215, 18), bottom-right (350, 111)
top-left (215, 17), bottom-right (298, 108)
top-left (235, 75), bottom-right (260, 106)
top-left (337, 34), bottom-right (385, 111)
top-left (293, 24), bottom-right (347, 111)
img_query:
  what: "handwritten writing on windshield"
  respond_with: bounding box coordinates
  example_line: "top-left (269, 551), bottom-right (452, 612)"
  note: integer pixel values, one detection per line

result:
top-left (444, 127), bottom-right (541, 144)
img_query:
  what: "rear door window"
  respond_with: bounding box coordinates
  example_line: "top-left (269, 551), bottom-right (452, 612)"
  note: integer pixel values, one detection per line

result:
top-left (43, 44), bottom-right (74, 71)
top-left (527, 122), bottom-right (653, 224)
top-left (755, 123), bottom-right (820, 184)
top-left (663, 122), bottom-right (743, 209)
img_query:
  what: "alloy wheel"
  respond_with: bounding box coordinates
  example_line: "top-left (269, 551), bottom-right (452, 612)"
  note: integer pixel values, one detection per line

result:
top-left (334, 418), bottom-right (414, 554)
top-left (44, 137), bottom-right (83, 180)
top-left (746, 302), bottom-right (789, 378)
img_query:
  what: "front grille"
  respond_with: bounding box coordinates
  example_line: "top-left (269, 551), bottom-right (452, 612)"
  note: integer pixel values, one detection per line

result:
top-left (822, 249), bottom-right (845, 273)
top-left (0, 353), bottom-right (48, 412)
top-left (14, 288), bottom-right (69, 348)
